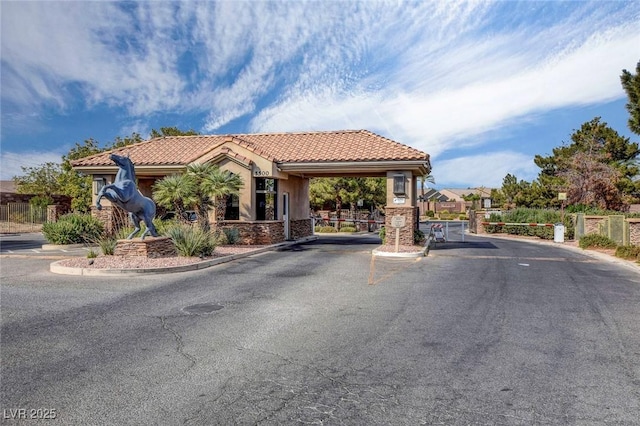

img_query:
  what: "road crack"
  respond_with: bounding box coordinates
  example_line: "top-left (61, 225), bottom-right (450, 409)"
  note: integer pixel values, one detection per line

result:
top-left (159, 316), bottom-right (197, 371)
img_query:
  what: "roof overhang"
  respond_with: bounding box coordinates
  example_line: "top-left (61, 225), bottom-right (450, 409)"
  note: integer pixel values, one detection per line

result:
top-left (278, 160), bottom-right (431, 178)
top-left (73, 165), bottom-right (187, 177)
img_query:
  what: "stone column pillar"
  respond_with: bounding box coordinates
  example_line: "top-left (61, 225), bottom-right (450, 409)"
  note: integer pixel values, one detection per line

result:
top-left (384, 206), bottom-right (417, 245)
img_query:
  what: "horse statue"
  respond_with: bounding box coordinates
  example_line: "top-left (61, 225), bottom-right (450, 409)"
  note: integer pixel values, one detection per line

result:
top-left (96, 153), bottom-right (159, 240)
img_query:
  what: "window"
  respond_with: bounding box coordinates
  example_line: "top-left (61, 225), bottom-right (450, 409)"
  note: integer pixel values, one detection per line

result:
top-left (393, 174), bottom-right (406, 195)
top-left (256, 178), bottom-right (277, 220)
top-left (225, 194), bottom-right (240, 220)
top-left (93, 177), bottom-right (106, 195)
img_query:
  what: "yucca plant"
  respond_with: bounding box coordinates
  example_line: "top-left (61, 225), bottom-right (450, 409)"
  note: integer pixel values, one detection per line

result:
top-left (165, 224), bottom-right (217, 257)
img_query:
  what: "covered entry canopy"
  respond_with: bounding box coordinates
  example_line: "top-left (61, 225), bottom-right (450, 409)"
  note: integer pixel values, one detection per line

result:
top-left (72, 130), bottom-right (430, 177)
top-left (72, 129), bottom-right (431, 245)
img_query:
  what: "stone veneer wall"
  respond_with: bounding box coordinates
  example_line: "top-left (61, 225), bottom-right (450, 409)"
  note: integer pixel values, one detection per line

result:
top-left (472, 211), bottom-right (486, 234)
top-left (221, 221), bottom-right (285, 245)
top-left (290, 219), bottom-right (313, 240)
top-left (627, 219), bottom-right (640, 245)
top-left (91, 205), bottom-right (129, 236)
top-left (47, 205), bottom-right (70, 223)
top-left (114, 237), bottom-right (177, 258)
top-left (584, 216), bottom-right (606, 235)
top-left (384, 206), bottom-right (417, 246)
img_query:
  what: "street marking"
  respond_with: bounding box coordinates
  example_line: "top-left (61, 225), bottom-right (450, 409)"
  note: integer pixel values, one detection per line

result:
top-left (430, 253), bottom-right (598, 263)
top-left (368, 256), bottom-right (421, 285)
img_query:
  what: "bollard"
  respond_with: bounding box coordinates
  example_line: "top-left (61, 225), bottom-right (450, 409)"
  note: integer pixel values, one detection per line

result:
top-left (554, 223), bottom-right (565, 243)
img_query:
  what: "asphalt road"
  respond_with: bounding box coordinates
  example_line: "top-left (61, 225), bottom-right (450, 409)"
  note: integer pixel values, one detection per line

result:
top-left (1, 234), bottom-right (640, 425)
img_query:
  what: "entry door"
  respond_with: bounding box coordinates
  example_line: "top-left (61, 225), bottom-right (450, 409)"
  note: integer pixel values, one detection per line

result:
top-left (283, 193), bottom-right (290, 240)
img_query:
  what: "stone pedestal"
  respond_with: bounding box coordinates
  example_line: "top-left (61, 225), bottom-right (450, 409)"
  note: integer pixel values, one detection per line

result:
top-left (114, 236), bottom-right (177, 258)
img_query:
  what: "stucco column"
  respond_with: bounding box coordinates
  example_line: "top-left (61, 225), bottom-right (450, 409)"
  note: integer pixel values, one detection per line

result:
top-left (385, 171), bottom-right (418, 246)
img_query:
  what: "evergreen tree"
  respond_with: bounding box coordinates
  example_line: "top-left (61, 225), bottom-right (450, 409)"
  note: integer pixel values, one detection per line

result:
top-left (621, 60), bottom-right (640, 135)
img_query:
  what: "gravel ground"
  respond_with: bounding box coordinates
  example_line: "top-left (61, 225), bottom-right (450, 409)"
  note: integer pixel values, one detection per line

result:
top-left (57, 245), bottom-right (266, 269)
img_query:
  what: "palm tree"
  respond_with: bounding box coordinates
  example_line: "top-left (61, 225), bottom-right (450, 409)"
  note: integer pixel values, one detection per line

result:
top-left (419, 174), bottom-right (435, 214)
top-left (185, 163), bottom-right (243, 231)
top-left (152, 174), bottom-right (197, 222)
top-left (153, 163), bottom-right (243, 232)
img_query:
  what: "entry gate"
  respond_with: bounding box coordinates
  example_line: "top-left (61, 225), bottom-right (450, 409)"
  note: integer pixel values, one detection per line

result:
top-left (0, 203), bottom-right (47, 233)
top-left (421, 220), bottom-right (468, 244)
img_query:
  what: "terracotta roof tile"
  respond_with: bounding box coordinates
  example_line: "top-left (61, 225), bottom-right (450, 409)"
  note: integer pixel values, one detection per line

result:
top-left (71, 130), bottom-right (428, 168)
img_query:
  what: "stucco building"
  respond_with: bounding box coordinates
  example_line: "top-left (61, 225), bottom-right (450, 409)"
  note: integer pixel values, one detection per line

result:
top-left (72, 130), bottom-right (431, 245)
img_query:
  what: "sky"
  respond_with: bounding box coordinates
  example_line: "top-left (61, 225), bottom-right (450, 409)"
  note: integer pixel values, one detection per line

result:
top-left (1, 0), bottom-right (639, 189)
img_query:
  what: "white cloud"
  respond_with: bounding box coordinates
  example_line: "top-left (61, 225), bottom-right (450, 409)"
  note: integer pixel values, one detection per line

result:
top-left (434, 152), bottom-right (539, 188)
top-left (0, 150), bottom-right (66, 180)
top-left (1, 0), bottom-right (639, 184)
top-left (250, 8), bottom-right (640, 159)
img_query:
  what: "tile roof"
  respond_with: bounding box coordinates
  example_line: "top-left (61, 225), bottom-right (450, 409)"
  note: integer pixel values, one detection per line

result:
top-left (71, 130), bottom-right (429, 168)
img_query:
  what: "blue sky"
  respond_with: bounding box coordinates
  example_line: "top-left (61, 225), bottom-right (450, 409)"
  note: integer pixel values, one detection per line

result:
top-left (1, 1), bottom-right (639, 189)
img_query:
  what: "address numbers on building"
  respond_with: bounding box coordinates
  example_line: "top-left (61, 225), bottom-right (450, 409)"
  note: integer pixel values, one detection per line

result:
top-left (253, 169), bottom-right (271, 177)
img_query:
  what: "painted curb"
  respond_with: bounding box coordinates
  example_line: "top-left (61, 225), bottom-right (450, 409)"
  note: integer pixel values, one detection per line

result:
top-left (49, 236), bottom-right (318, 276)
top-left (42, 243), bottom-right (86, 251)
top-left (372, 247), bottom-right (427, 258)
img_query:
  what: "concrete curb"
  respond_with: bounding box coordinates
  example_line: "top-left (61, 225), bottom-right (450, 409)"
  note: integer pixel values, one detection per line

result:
top-left (42, 243), bottom-right (87, 251)
top-left (50, 236), bottom-right (317, 276)
top-left (372, 246), bottom-right (427, 258)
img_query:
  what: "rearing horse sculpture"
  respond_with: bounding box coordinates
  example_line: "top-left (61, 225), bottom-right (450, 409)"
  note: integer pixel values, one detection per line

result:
top-left (96, 153), bottom-right (159, 239)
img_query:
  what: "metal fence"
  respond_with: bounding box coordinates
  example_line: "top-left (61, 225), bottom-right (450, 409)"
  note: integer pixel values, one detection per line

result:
top-left (0, 203), bottom-right (47, 233)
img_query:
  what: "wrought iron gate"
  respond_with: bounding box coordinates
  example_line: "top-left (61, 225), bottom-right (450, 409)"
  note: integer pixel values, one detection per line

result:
top-left (0, 203), bottom-right (47, 233)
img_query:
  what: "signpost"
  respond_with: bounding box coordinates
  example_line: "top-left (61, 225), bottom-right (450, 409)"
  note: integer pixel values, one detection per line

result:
top-left (390, 215), bottom-right (406, 253)
top-left (558, 192), bottom-right (567, 222)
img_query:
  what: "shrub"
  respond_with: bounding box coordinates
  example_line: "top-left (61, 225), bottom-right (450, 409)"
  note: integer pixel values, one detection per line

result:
top-left (339, 226), bottom-right (357, 233)
top-left (426, 211), bottom-right (435, 218)
top-left (316, 226), bottom-right (338, 233)
top-left (165, 224), bottom-right (217, 257)
top-left (579, 233), bottom-right (617, 249)
top-left (222, 227), bottom-right (241, 245)
top-left (95, 236), bottom-right (117, 255)
top-left (42, 213), bottom-right (104, 245)
top-left (615, 245), bottom-right (640, 260)
top-left (483, 208), bottom-right (574, 240)
top-left (379, 226), bottom-right (386, 243)
top-left (414, 229), bottom-right (425, 245)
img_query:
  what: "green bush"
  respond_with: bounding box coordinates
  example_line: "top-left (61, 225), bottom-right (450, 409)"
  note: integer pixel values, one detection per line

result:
top-left (339, 226), bottom-right (357, 233)
top-left (222, 227), bottom-right (241, 245)
top-left (615, 245), bottom-right (640, 260)
top-left (316, 226), bottom-right (338, 233)
top-left (165, 224), bottom-right (217, 257)
top-left (96, 236), bottom-right (117, 255)
top-left (414, 229), bottom-right (425, 245)
top-left (379, 226), bottom-right (386, 243)
top-left (426, 211), bottom-right (435, 218)
top-left (42, 213), bottom-right (104, 245)
top-left (484, 208), bottom-right (574, 240)
top-left (579, 233), bottom-right (617, 249)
